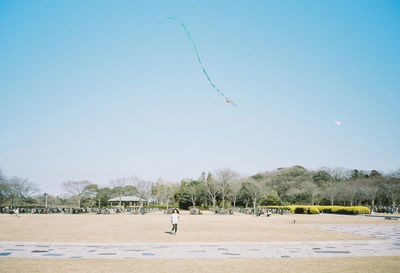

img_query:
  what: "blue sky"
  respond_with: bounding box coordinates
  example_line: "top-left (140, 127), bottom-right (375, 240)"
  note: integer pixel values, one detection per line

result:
top-left (1, 0), bottom-right (399, 194)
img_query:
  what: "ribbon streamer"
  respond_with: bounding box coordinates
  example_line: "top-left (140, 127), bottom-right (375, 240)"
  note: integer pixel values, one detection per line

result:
top-left (168, 16), bottom-right (237, 107)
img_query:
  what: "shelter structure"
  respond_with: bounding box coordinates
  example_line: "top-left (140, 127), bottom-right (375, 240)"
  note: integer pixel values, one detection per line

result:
top-left (107, 195), bottom-right (155, 207)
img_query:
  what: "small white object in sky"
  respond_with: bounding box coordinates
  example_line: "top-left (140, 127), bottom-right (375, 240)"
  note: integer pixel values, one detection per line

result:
top-left (334, 121), bottom-right (343, 126)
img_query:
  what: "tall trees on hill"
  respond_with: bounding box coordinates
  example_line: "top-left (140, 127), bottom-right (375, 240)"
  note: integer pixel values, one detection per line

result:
top-left (173, 167), bottom-right (400, 209)
top-left (1, 166), bottom-right (400, 209)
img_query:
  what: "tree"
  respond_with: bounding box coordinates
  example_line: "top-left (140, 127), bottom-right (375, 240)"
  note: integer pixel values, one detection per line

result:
top-left (153, 178), bottom-right (164, 205)
top-left (245, 179), bottom-right (263, 211)
top-left (251, 173), bottom-right (264, 181)
top-left (261, 190), bottom-right (282, 205)
top-left (153, 179), bottom-right (179, 209)
top-left (132, 177), bottom-right (154, 204)
top-left (95, 187), bottom-right (112, 208)
top-left (35, 193), bottom-right (61, 207)
top-left (370, 170), bottom-right (382, 178)
top-left (323, 181), bottom-right (340, 205)
top-left (382, 178), bottom-right (400, 208)
top-left (268, 166), bottom-right (314, 202)
top-left (163, 183), bottom-right (179, 209)
top-left (351, 169), bottom-right (369, 179)
top-left (82, 184), bottom-right (99, 207)
top-left (228, 181), bottom-right (243, 209)
top-left (0, 178), bottom-right (12, 205)
top-left (205, 172), bottom-right (219, 209)
top-left (215, 168), bottom-right (239, 209)
top-left (313, 170), bottom-right (333, 185)
top-left (12, 177), bottom-right (39, 200)
top-left (0, 170), bottom-right (5, 183)
top-left (337, 180), bottom-right (358, 206)
top-left (0, 176), bottom-right (40, 205)
top-left (110, 178), bottom-right (128, 206)
top-left (239, 182), bottom-right (252, 209)
top-left (301, 181), bottom-right (321, 205)
top-left (360, 179), bottom-right (380, 210)
top-left (61, 180), bottom-right (91, 208)
top-left (178, 179), bottom-right (205, 209)
top-left (351, 169), bottom-right (360, 180)
top-left (186, 181), bottom-right (205, 208)
top-left (326, 167), bottom-right (352, 181)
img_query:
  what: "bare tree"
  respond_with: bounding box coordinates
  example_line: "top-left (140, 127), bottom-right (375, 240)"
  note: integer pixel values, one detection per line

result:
top-left (0, 178), bottom-right (13, 205)
top-left (205, 172), bottom-right (219, 209)
top-left (245, 179), bottom-right (263, 211)
top-left (323, 181), bottom-right (340, 205)
top-left (5, 176), bottom-right (39, 205)
top-left (153, 179), bottom-right (179, 209)
top-left (337, 180), bottom-right (358, 206)
top-left (110, 177), bottom-right (128, 206)
top-left (61, 180), bottom-right (91, 207)
top-left (360, 179), bottom-right (380, 211)
top-left (301, 181), bottom-right (321, 205)
top-left (153, 177), bottom-right (164, 205)
top-left (228, 181), bottom-right (243, 209)
top-left (383, 178), bottom-right (400, 208)
top-left (14, 178), bottom-right (39, 199)
top-left (325, 167), bottom-right (352, 181)
top-left (215, 168), bottom-right (240, 209)
top-left (131, 177), bottom-right (154, 205)
top-left (164, 183), bottom-right (179, 209)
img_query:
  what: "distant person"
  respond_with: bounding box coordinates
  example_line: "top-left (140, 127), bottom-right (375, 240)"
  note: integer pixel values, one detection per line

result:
top-left (14, 208), bottom-right (20, 217)
top-left (170, 208), bottom-right (179, 235)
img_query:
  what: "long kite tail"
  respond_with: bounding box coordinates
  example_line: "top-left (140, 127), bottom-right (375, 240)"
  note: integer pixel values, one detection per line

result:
top-left (168, 16), bottom-right (237, 107)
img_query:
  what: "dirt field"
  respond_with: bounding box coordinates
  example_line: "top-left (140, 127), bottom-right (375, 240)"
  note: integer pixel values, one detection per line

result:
top-left (1, 212), bottom-right (399, 273)
top-left (0, 212), bottom-right (390, 242)
top-left (1, 257), bottom-right (400, 273)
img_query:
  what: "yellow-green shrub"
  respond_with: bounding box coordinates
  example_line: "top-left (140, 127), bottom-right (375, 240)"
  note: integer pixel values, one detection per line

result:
top-left (294, 206), bottom-right (308, 214)
top-left (308, 207), bottom-right (320, 214)
top-left (258, 205), bottom-right (370, 215)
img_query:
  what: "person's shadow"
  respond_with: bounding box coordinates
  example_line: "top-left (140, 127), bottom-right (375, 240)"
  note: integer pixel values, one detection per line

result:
top-left (164, 231), bottom-right (175, 235)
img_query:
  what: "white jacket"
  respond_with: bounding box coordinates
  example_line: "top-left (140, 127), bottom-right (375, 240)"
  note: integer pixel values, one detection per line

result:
top-left (170, 213), bottom-right (179, 224)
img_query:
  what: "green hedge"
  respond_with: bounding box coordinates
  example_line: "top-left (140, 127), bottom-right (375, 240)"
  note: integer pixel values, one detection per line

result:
top-left (258, 205), bottom-right (370, 215)
top-left (188, 205), bottom-right (212, 211)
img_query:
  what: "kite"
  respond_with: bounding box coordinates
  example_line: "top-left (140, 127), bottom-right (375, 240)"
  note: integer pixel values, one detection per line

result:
top-left (334, 121), bottom-right (343, 126)
top-left (168, 16), bottom-right (237, 107)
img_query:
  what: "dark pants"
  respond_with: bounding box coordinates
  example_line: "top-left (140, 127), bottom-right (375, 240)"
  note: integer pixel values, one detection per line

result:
top-left (172, 224), bottom-right (178, 233)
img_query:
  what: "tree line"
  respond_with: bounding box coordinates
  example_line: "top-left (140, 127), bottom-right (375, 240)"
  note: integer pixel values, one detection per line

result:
top-left (1, 166), bottom-right (399, 210)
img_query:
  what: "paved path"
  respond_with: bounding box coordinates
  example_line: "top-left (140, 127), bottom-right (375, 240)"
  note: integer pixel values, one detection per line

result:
top-left (1, 224), bottom-right (399, 259)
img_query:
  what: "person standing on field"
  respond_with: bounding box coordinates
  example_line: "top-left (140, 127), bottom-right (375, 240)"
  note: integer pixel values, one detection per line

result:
top-left (170, 208), bottom-right (179, 235)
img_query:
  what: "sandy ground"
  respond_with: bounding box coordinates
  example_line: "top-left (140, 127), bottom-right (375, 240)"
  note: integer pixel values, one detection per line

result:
top-left (0, 212), bottom-right (391, 243)
top-left (1, 213), bottom-right (399, 273)
top-left (1, 257), bottom-right (400, 273)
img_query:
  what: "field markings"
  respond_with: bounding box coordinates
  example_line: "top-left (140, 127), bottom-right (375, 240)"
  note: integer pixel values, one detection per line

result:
top-left (1, 224), bottom-right (399, 259)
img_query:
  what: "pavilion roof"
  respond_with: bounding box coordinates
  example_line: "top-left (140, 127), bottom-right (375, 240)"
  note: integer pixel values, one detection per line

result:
top-left (108, 195), bottom-right (145, 202)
